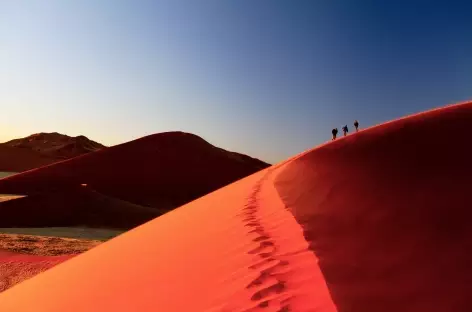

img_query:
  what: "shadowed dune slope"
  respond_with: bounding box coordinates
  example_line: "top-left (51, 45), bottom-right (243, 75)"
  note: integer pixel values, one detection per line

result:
top-left (274, 100), bottom-right (472, 311)
top-left (0, 101), bottom-right (470, 311)
top-left (0, 132), bottom-right (270, 209)
top-left (0, 186), bottom-right (160, 230)
top-left (0, 145), bottom-right (54, 172)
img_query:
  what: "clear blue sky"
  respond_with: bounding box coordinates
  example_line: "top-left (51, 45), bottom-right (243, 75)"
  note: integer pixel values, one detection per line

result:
top-left (1, 1), bottom-right (471, 163)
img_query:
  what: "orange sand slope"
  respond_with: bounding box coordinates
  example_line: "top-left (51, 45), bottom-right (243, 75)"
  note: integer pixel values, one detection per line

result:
top-left (0, 251), bottom-right (74, 293)
top-left (0, 100), bottom-right (471, 311)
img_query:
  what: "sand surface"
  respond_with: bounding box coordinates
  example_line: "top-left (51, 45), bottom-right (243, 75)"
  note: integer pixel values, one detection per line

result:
top-left (0, 250), bottom-right (73, 293)
top-left (0, 233), bottom-right (100, 293)
top-left (0, 101), bottom-right (471, 311)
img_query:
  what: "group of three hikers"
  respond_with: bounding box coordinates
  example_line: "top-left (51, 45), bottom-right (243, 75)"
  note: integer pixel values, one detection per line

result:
top-left (332, 120), bottom-right (359, 140)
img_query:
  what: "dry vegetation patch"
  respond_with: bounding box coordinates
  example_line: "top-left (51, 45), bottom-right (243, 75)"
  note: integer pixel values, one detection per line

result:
top-left (0, 233), bottom-right (101, 256)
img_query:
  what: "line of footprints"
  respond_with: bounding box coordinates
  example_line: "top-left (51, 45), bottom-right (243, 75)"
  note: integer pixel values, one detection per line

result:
top-left (239, 171), bottom-right (293, 311)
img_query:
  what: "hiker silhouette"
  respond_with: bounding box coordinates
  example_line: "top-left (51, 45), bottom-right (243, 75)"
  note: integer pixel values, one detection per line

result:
top-left (332, 128), bottom-right (338, 140)
top-left (342, 125), bottom-right (349, 136)
top-left (354, 120), bottom-right (359, 132)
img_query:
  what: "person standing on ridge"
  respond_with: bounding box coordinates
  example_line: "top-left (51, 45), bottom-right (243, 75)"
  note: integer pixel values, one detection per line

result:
top-left (342, 125), bottom-right (349, 136)
top-left (332, 128), bottom-right (338, 140)
top-left (354, 120), bottom-right (359, 132)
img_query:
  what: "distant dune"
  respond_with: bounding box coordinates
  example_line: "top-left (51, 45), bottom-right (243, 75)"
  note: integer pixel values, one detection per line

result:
top-left (0, 132), bottom-right (105, 172)
top-left (0, 101), bottom-right (471, 311)
top-left (0, 131), bottom-right (270, 210)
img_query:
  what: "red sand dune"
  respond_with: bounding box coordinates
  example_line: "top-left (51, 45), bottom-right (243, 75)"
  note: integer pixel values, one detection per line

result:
top-left (0, 131), bottom-right (270, 210)
top-left (0, 132), bottom-right (105, 172)
top-left (0, 100), bottom-right (471, 311)
top-left (0, 186), bottom-right (160, 229)
top-left (0, 250), bottom-right (73, 293)
top-left (0, 145), bottom-right (55, 172)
